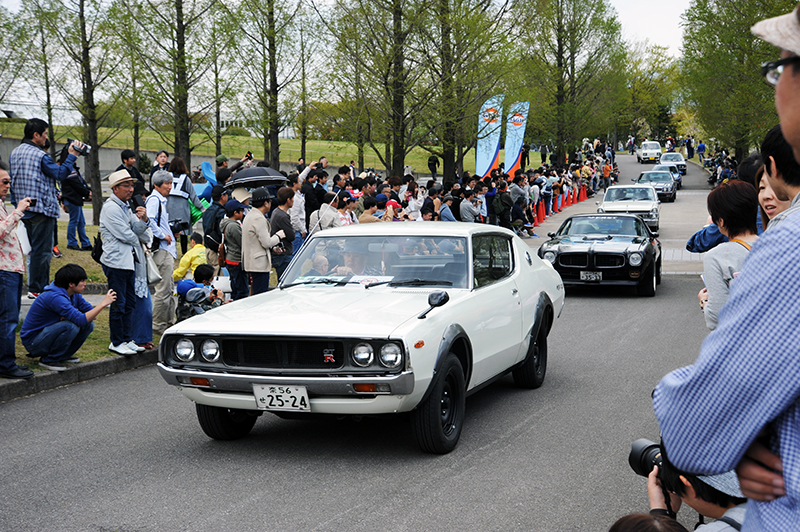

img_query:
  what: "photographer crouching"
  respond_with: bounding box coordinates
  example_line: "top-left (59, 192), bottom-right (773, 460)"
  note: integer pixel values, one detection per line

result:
top-left (611, 439), bottom-right (747, 532)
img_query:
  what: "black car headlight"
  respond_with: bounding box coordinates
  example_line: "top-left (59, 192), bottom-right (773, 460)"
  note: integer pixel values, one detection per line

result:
top-left (629, 253), bottom-right (643, 267)
top-left (543, 251), bottom-right (556, 263)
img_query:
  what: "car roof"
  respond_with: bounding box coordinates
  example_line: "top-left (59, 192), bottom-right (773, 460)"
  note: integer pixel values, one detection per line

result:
top-left (660, 153), bottom-right (684, 159)
top-left (311, 221), bottom-right (514, 239)
top-left (606, 184), bottom-right (657, 190)
top-left (640, 171), bottom-right (671, 177)
top-left (568, 213), bottom-right (643, 220)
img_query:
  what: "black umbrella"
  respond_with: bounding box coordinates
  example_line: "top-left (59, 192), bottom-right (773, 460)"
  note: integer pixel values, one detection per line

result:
top-left (225, 166), bottom-right (287, 190)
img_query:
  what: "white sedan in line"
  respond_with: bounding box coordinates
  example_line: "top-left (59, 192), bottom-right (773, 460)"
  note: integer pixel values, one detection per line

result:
top-left (157, 222), bottom-right (565, 454)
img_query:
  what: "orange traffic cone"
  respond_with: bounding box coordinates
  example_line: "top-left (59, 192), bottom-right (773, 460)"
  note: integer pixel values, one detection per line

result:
top-left (566, 189), bottom-right (572, 206)
top-left (573, 187), bottom-right (579, 204)
top-left (537, 201), bottom-right (545, 223)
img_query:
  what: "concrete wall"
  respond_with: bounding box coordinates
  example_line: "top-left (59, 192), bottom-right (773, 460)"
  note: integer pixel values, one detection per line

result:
top-left (0, 136), bottom-right (299, 177)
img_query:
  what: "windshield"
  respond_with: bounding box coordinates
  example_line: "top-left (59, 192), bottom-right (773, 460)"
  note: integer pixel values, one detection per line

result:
top-left (660, 153), bottom-right (682, 162)
top-left (638, 172), bottom-right (672, 183)
top-left (281, 235), bottom-right (469, 289)
top-left (559, 216), bottom-right (648, 237)
top-left (653, 165), bottom-right (678, 174)
top-left (642, 142), bottom-right (660, 150)
top-left (604, 187), bottom-right (656, 202)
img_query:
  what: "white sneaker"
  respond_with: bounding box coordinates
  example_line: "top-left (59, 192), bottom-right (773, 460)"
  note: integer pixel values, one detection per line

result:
top-left (109, 342), bottom-right (137, 356)
top-left (126, 341), bottom-right (145, 353)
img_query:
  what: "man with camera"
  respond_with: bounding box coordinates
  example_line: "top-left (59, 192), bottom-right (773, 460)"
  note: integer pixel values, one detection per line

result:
top-left (9, 118), bottom-right (86, 299)
top-left (146, 170), bottom-right (177, 335)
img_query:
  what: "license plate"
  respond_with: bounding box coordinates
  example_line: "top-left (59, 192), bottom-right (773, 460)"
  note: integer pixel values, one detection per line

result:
top-left (253, 385), bottom-right (310, 411)
top-left (580, 271), bottom-right (602, 281)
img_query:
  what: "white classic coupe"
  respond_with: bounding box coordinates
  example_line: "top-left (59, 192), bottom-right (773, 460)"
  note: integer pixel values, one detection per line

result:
top-left (157, 222), bottom-right (564, 453)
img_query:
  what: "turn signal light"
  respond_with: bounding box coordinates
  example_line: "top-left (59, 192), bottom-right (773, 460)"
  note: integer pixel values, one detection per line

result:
top-left (190, 377), bottom-right (210, 386)
top-left (353, 383), bottom-right (376, 393)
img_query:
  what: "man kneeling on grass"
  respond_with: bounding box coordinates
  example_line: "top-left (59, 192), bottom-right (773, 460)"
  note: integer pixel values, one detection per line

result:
top-left (20, 264), bottom-right (118, 372)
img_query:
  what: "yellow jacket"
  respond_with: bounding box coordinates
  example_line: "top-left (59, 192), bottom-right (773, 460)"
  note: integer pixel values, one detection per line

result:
top-left (173, 244), bottom-right (207, 281)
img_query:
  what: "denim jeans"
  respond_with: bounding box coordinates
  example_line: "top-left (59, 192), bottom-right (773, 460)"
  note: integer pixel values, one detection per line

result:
top-left (542, 194), bottom-right (552, 216)
top-left (227, 263), bottom-right (249, 300)
top-left (23, 320), bottom-right (94, 363)
top-left (22, 214), bottom-right (55, 294)
top-left (251, 271), bottom-right (270, 295)
top-left (130, 291), bottom-right (153, 345)
top-left (272, 254), bottom-right (292, 280)
top-left (291, 231), bottom-right (304, 260)
top-left (102, 266), bottom-right (135, 346)
top-left (0, 271), bottom-right (22, 372)
top-left (64, 200), bottom-right (91, 248)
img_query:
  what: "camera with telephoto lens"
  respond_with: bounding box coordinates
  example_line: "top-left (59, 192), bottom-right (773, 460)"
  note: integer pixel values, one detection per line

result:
top-left (67, 138), bottom-right (91, 156)
top-left (169, 221), bottom-right (190, 234)
top-left (629, 438), bottom-right (663, 477)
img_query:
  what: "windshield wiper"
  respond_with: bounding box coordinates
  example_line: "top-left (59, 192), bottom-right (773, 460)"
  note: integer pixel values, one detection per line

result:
top-left (280, 276), bottom-right (356, 290)
top-left (365, 278), bottom-right (453, 289)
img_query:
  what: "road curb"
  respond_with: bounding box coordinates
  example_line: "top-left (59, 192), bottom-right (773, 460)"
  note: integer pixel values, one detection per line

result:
top-left (0, 349), bottom-right (158, 403)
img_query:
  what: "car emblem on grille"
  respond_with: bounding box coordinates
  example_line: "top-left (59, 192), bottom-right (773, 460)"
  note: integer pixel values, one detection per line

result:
top-left (323, 349), bottom-right (335, 363)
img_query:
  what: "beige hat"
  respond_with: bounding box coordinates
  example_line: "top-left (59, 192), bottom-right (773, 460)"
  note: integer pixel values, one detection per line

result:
top-left (231, 187), bottom-right (251, 202)
top-left (108, 169), bottom-right (135, 188)
top-left (752, 5), bottom-right (800, 56)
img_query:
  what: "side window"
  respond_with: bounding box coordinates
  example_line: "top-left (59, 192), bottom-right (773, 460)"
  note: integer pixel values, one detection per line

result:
top-left (472, 235), bottom-right (513, 288)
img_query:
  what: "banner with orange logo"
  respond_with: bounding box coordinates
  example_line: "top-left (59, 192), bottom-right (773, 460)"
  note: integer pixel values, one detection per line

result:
top-left (503, 102), bottom-right (530, 176)
top-left (475, 95), bottom-right (504, 178)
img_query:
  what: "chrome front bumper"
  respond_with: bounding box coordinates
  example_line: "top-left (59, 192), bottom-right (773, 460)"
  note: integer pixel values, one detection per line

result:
top-left (157, 363), bottom-right (415, 396)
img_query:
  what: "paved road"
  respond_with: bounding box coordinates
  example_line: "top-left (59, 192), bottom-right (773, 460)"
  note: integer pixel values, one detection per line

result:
top-left (0, 157), bottom-right (716, 531)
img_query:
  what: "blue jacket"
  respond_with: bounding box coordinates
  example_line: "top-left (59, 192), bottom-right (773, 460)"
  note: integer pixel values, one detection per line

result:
top-left (20, 282), bottom-right (92, 344)
top-left (440, 204), bottom-right (456, 222)
top-left (686, 224), bottom-right (728, 253)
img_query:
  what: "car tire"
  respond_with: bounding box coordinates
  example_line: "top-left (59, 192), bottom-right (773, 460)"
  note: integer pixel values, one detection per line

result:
top-left (637, 264), bottom-right (656, 297)
top-left (513, 327), bottom-right (548, 389)
top-left (411, 354), bottom-right (466, 454)
top-left (196, 404), bottom-right (259, 440)
top-left (656, 258), bottom-right (662, 285)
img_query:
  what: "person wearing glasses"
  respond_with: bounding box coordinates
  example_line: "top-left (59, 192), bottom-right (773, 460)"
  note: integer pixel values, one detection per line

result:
top-left (98, 170), bottom-right (150, 356)
top-left (0, 161), bottom-right (33, 379)
top-left (653, 9), bottom-right (800, 531)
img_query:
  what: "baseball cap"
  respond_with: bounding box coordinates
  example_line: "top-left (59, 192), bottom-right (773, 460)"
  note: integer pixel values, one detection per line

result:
top-left (375, 193), bottom-right (389, 202)
top-left (697, 470), bottom-right (744, 498)
top-left (386, 200), bottom-right (402, 210)
top-left (225, 199), bottom-right (247, 213)
top-left (216, 154), bottom-right (228, 164)
top-left (752, 5), bottom-right (800, 56)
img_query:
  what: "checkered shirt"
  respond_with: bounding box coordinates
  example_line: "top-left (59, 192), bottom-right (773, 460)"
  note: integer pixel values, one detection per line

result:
top-left (654, 206), bottom-right (800, 531)
top-left (9, 141), bottom-right (75, 218)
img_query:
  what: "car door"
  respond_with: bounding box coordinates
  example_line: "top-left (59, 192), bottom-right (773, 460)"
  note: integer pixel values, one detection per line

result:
top-left (467, 234), bottom-right (523, 387)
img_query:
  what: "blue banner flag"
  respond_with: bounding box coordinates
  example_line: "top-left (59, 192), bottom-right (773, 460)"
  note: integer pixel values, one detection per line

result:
top-left (503, 102), bottom-right (530, 176)
top-left (475, 95), bottom-right (504, 178)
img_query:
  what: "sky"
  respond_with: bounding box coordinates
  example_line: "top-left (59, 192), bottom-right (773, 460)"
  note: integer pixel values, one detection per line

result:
top-left (1, 0), bottom-right (690, 56)
top-left (609, 0), bottom-right (693, 57)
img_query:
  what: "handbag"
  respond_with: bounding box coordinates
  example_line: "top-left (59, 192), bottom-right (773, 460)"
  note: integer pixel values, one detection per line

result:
top-left (91, 234), bottom-right (103, 264)
top-left (145, 251), bottom-right (163, 285)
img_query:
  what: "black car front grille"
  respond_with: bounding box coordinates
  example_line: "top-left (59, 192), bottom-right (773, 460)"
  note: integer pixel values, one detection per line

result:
top-left (221, 339), bottom-right (345, 369)
top-left (595, 254), bottom-right (625, 267)
top-left (558, 253), bottom-right (589, 267)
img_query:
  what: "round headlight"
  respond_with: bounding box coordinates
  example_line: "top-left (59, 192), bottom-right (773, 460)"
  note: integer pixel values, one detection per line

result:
top-left (379, 343), bottom-right (403, 369)
top-left (543, 251), bottom-right (556, 264)
top-left (174, 339), bottom-right (195, 362)
top-left (352, 343), bottom-right (374, 367)
top-left (629, 253), bottom-right (643, 267)
top-left (200, 339), bottom-right (220, 363)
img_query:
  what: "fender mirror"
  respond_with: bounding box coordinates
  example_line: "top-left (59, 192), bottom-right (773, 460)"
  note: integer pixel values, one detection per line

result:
top-left (418, 291), bottom-right (449, 319)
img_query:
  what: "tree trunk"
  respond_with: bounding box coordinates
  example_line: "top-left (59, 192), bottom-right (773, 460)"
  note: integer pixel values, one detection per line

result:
top-left (39, 22), bottom-right (56, 159)
top-left (174, 0), bottom-right (191, 167)
top-left (299, 32), bottom-right (308, 164)
top-left (390, 0), bottom-right (405, 177)
top-left (267, 0), bottom-right (280, 169)
top-left (77, 0), bottom-right (102, 224)
top-left (439, 0), bottom-right (456, 183)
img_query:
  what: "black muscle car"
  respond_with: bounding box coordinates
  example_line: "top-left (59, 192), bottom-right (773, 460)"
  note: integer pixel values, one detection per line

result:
top-left (537, 214), bottom-right (662, 296)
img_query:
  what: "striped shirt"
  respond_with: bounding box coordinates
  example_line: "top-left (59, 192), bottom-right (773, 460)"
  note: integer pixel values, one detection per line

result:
top-left (9, 141), bottom-right (76, 218)
top-left (654, 202), bottom-right (800, 531)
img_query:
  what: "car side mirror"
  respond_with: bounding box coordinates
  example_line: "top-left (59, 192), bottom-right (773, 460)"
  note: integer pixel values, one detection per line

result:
top-left (631, 178), bottom-right (636, 182)
top-left (651, 231), bottom-right (659, 238)
top-left (547, 232), bottom-right (556, 238)
top-left (418, 291), bottom-right (449, 319)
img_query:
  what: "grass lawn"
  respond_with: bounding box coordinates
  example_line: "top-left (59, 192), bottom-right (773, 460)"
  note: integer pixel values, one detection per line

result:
top-left (0, 120), bottom-right (478, 174)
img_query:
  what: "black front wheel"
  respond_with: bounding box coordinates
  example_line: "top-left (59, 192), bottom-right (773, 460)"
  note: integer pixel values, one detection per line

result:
top-left (196, 404), bottom-right (259, 440)
top-left (637, 264), bottom-right (657, 297)
top-left (513, 328), bottom-right (548, 389)
top-left (412, 354), bottom-right (466, 454)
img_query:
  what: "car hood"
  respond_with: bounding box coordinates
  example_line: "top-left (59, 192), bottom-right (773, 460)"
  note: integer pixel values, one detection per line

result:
top-left (164, 287), bottom-right (460, 338)
top-left (601, 201), bottom-right (657, 211)
top-left (543, 235), bottom-right (646, 252)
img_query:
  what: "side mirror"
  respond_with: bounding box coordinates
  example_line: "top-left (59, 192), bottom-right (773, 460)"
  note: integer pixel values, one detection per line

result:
top-left (419, 291), bottom-right (449, 319)
top-left (651, 231), bottom-right (659, 238)
top-left (595, 201), bottom-right (600, 205)
top-left (547, 232), bottom-right (556, 238)
top-left (631, 178), bottom-right (636, 182)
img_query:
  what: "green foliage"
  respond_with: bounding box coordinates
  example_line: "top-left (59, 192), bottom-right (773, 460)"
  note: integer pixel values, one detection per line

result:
top-left (680, 0), bottom-right (793, 156)
top-left (138, 152), bottom-right (152, 174)
top-left (223, 126), bottom-right (252, 137)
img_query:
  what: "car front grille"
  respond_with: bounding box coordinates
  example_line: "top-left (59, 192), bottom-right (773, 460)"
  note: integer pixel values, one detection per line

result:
top-left (558, 253), bottom-right (589, 267)
top-left (595, 254), bottom-right (625, 267)
top-left (221, 339), bottom-right (345, 369)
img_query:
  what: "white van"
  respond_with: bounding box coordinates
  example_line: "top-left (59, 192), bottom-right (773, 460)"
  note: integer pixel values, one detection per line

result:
top-left (636, 141), bottom-right (662, 164)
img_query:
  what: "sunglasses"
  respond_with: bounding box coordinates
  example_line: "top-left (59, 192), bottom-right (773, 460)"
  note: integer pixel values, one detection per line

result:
top-left (761, 56), bottom-right (800, 86)
top-left (0, 180), bottom-right (9, 185)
